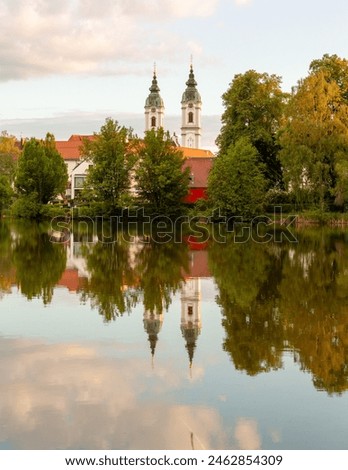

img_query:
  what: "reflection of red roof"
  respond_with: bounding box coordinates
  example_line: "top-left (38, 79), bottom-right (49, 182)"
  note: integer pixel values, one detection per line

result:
top-left (183, 157), bottom-right (213, 188)
top-left (57, 269), bottom-right (80, 292)
top-left (185, 236), bottom-right (209, 250)
top-left (185, 250), bottom-right (211, 278)
top-left (55, 135), bottom-right (95, 161)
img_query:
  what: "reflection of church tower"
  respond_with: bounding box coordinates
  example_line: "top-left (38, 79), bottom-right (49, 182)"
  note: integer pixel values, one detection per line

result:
top-left (143, 309), bottom-right (164, 359)
top-left (181, 65), bottom-right (202, 148)
top-left (144, 67), bottom-right (165, 131)
top-left (181, 278), bottom-right (202, 367)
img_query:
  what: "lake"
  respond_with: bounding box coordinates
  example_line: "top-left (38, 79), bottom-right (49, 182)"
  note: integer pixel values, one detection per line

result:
top-left (1, 219), bottom-right (348, 450)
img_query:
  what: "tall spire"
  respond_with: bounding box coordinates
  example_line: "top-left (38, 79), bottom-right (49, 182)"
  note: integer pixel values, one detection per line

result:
top-left (182, 64), bottom-right (200, 103)
top-left (181, 64), bottom-right (202, 148)
top-left (145, 64), bottom-right (164, 131)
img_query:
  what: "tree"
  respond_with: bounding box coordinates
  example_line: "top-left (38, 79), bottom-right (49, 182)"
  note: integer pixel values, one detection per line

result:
top-left (309, 53), bottom-right (348, 103)
top-left (207, 137), bottom-right (267, 218)
top-left (0, 175), bottom-right (12, 216)
top-left (0, 131), bottom-right (19, 182)
top-left (15, 133), bottom-right (68, 205)
top-left (82, 118), bottom-right (136, 213)
top-left (216, 70), bottom-right (287, 186)
top-left (135, 128), bottom-right (190, 215)
top-left (0, 132), bottom-right (18, 215)
top-left (279, 70), bottom-right (348, 210)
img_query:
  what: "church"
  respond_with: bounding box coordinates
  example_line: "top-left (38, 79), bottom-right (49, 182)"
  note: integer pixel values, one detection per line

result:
top-left (55, 66), bottom-right (215, 203)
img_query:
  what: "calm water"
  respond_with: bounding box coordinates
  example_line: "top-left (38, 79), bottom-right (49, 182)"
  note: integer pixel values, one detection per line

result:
top-left (1, 219), bottom-right (348, 450)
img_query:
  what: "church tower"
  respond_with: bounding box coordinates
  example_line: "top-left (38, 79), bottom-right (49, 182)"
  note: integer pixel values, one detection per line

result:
top-left (143, 309), bottom-right (164, 360)
top-left (145, 67), bottom-right (164, 132)
top-left (180, 278), bottom-right (202, 368)
top-left (181, 65), bottom-right (202, 148)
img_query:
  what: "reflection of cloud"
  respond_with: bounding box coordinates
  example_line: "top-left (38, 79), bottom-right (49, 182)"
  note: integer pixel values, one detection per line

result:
top-left (0, 337), bottom-right (226, 449)
top-left (234, 418), bottom-right (261, 449)
top-left (270, 428), bottom-right (281, 444)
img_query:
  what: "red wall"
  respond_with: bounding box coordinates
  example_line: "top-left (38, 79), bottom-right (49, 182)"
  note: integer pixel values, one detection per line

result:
top-left (184, 188), bottom-right (207, 203)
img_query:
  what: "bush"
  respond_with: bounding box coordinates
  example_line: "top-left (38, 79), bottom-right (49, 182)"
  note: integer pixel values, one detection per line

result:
top-left (11, 195), bottom-right (42, 219)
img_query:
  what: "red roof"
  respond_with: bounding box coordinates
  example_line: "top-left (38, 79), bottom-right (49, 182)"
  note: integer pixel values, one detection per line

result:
top-left (179, 147), bottom-right (214, 158)
top-left (55, 135), bottom-right (94, 160)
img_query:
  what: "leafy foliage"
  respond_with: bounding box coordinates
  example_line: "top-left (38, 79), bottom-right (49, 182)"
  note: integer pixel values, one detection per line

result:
top-left (279, 70), bottom-right (348, 209)
top-left (216, 70), bottom-right (286, 186)
top-left (82, 118), bottom-right (136, 214)
top-left (0, 131), bottom-right (18, 182)
top-left (0, 175), bottom-right (13, 215)
top-left (135, 128), bottom-right (190, 215)
top-left (207, 137), bottom-right (267, 218)
top-left (15, 134), bottom-right (68, 207)
top-left (309, 53), bottom-right (348, 103)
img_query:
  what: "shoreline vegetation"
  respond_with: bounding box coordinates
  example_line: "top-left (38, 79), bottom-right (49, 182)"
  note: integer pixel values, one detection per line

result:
top-left (3, 206), bottom-right (348, 228)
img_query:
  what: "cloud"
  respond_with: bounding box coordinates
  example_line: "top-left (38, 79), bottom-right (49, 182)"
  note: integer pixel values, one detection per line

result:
top-left (0, 0), bottom-right (218, 81)
top-left (234, 0), bottom-right (252, 5)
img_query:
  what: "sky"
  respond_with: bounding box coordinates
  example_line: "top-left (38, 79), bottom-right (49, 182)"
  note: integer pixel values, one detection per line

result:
top-left (0, 0), bottom-right (348, 149)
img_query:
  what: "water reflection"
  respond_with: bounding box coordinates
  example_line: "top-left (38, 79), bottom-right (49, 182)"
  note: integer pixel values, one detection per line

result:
top-left (1, 220), bottom-right (348, 397)
top-left (0, 220), bottom-right (66, 304)
top-left (209, 229), bottom-right (348, 394)
top-left (0, 336), bottom-right (228, 450)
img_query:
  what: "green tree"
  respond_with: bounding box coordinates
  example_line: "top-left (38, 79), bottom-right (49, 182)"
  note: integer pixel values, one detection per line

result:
top-left (216, 70), bottom-right (286, 186)
top-left (0, 175), bottom-right (12, 216)
top-left (15, 134), bottom-right (68, 206)
top-left (82, 118), bottom-right (136, 213)
top-left (279, 71), bottom-right (348, 210)
top-left (207, 137), bottom-right (267, 218)
top-left (135, 128), bottom-right (190, 215)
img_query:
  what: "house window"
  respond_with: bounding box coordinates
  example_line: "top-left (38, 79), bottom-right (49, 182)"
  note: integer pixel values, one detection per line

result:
top-left (151, 116), bottom-right (156, 127)
top-left (74, 175), bottom-right (86, 191)
top-left (188, 112), bottom-right (194, 123)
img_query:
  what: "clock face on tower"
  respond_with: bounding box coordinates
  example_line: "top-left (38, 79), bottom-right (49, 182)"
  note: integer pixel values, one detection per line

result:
top-left (187, 135), bottom-right (194, 148)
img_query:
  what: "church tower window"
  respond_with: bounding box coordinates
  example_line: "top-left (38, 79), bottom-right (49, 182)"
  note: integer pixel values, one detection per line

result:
top-left (188, 112), bottom-right (194, 123)
top-left (151, 116), bottom-right (156, 128)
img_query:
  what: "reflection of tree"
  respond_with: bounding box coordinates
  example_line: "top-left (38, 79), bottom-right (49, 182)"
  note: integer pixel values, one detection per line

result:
top-left (0, 221), bottom-right (15, 296)
top-left (279, 230), bottom-right (348, 395)
top-left (210, 229), bottom-right (348, 394)
top-left (136, 241), bottom-right (189, 314)
top-left (12, 221), bottom-right (66, 304)
top-left (80, 238), bottom-right (140, 322)
top-left (80, 236), bottom-right (190, 321)
top-left (209, 238), bottom-right (285, 375)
